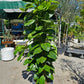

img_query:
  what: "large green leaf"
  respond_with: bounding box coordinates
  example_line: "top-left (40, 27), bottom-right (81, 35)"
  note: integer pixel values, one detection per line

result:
top-left (39, 75), bottom-right (45, 84)
top-left (41, 43), bottom-right (51, 52)
top-left (44, 64), bottom-right (51, 72)
top-left (38, 5), bottom-right (44, 10)
top-left (23, 59), bottom-right (33, 65)
top-left (35, 26), bottom-right (43, 31)
top-left (14, 45), bottom-right (24, 55)
top-left (27, 53), bottom-right (34, 57)
top-left (48, 51), bottom-right (57, 60)
top-left (33, 47), bottom-right (42, 55)
top-left (29, 44), bottom-right (39, 51)
top-left (28, 64), bottom-right (37, 71)
top-left (24, 19), bottom-right (35, 26)
top-left (49, 4), bottom-right (58, 11)
top-left (44, 64), bottom-right (54, 73)
top-left (42, 20), bottom-right (51, 23)
top-left (34, 74), bottom-right (38, 80)
top-left (47, 73), bottom-right (53, 80)
top-left (36, 56), bottom-right (46, 64)
top-left (38, 67), bottom-right (44, 73)
top-left (51, 0), bottom-right (59, 4)
top-left (28, 31), bottom-right (36, 39)
top-left (47, 36), bottom-right (53, 40)
top-left (17, 52), bottom-right (24, 61)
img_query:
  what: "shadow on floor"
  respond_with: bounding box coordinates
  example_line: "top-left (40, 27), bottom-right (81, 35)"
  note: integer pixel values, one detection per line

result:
top-left (60, 59), bottom-right (84, 84)
top-left (22, 70), bottom-right (34, 82)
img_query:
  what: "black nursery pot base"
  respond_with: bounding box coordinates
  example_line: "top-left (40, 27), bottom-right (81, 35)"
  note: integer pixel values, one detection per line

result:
top-left (32, 78), bottom-right (53, 84)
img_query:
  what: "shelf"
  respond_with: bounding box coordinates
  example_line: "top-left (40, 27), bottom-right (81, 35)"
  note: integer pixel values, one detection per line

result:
top-left (11, 30), bottom-right (23, 32)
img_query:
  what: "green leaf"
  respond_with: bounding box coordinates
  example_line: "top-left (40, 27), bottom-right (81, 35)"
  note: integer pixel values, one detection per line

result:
top-left (47, 73), bottom-right (53, 80)
top-left (44, 65), bottom-right (54, 73)
top-left (33, 9), bottom-right (37, 13)
top-left (51, 1), bottom-right (59, 4)
top-left (23, 59), bottom-right (29, 65)
top-left (28, 64), bottom-right (37, 71)
top-left (36, 79), bottom-right (40, 84)
top-left (44, 64), bottom-right (51, 72)
top-left (34, 0), bottom-right (39, 5)
top-left (42, 20), bottom-right (51, 23)
top-left (46, 2), bottom-right (51, 9)
top-left (39, 75), bottom-right (45, 84)
top-left (14, 45), bottom-right (24, 55)
top-left (49, 14), bottom-right (54, 18)
top-left (23, 59), bottom-right (33, 65)
top-left (38, 67), bottom-right (44, 73)
top-left (28, 31), bottom-right (36, 38)
top-left (48, 51), bottom-right (57, 60)
top-left (47, 36), bottom-right (53, 40)
top-left (17, 52), bottom-right (24, 61)
top-left (49, 4), bottom-right (58, 11)
top-left (34, 74), bottom-right (38, 80)
top-left (36, 56), bottom-right (46, 64)
top-left (23, 30), bottom-right (26, 35)
top-left (35, 26), bottom-right (43, 31)
top-left (38, 5), bottom-right (43, 10)
top-left (33, 47), bottom-right (42, 55)
top-left (20, 8), bottom-right (25, 11)
top-left (29, 44), bottom-right (39, 51)
top-left (27, 53), bottom-right (34, 57)
top-left (41, 43), bottom-right (51, 52)
top-left (24, 19), bottom-right (35, 26)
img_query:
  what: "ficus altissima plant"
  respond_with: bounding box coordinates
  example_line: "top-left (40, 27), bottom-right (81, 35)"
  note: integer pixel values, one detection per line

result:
top-left (14, 0), bottom-right (59, 84)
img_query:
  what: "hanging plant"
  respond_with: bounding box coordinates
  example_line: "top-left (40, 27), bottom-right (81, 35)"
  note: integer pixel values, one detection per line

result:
top-left (14, 0), bottom-right (59, 84)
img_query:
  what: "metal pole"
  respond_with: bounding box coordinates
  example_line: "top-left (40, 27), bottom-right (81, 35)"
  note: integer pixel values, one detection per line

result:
top-left (58, 13), bottom-right (61, 48)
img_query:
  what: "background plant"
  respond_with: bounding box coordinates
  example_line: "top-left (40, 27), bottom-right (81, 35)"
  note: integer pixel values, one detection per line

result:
top-left (14, 0), bottom-right (58, 84)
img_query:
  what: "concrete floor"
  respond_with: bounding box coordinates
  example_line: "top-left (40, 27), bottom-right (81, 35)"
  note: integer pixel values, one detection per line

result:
top-left (0, 57), bottom-right (32, 84)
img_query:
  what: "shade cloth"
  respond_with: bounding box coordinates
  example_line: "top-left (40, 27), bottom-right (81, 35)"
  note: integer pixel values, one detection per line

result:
top-left (0, 1), bottom-right (26, 9)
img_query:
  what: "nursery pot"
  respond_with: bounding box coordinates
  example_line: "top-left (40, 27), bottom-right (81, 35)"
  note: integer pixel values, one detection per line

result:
top-left (73, 39), bottom-right (78, 43)
top-left (1, 47), bottom-right (14, 61)
top-left (32, 78), bottom-right (53, 84)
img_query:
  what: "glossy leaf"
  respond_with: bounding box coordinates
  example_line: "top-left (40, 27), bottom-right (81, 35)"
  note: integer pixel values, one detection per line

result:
top-left (38, 67), bottom-right (44, 73)
top-left (44, 64), bottom-right (54, 73)
top-left (24, 19), bottom-right (35, 26)
top-left (28, 31), bottom-right (36, 38)
top-left (27, 53), bottom-right (34, 57)
top-left (29, 64), bottom-right (37, 71)
top-left (23, 59), bottom-right (33, 65)
top-left (42, 20), bottom-right (51, 23)
top-left (39, 75), bottom-right (45, 84)
top-left (49, 4), bottom-right (58, 11)
top-left (35, 26), bottom-right (43, 31)
top-left (41, 43), bottom-right (50, 52)
top-left (33, 47), bottom-right (42, 55)
top-left (29, 44), bottom-right (39, 51)
top-left (34, 74), bottom-right (38, 80)
top-left (17, 52), bottom-right (24, 61)
top-left (48, 51), bottom-right (57, 60)
top-left (38, 5), bottom-right (43, 10)
top-left (14, 45), bottom-right (24, 55)
top-left (44, 64), bottom-right (51, 72)
top-left (36, 56), bottom-right (46, 64)
top-left (51, 1), bottom-right (59, 4)
top-left (47, 36), bottom-right (53, 40)
top-left (47, 73), bottom-right (53, 80)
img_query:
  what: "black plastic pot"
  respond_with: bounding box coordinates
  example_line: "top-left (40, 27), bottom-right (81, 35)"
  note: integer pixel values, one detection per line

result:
top-left (32, 78), bottom-right (53, 84)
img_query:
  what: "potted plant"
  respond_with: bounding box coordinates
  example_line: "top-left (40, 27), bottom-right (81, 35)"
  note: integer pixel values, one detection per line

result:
top-left (14, 0), bottom-right (58, 84)
top-left (78, 32), bottom-right (84, 43)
